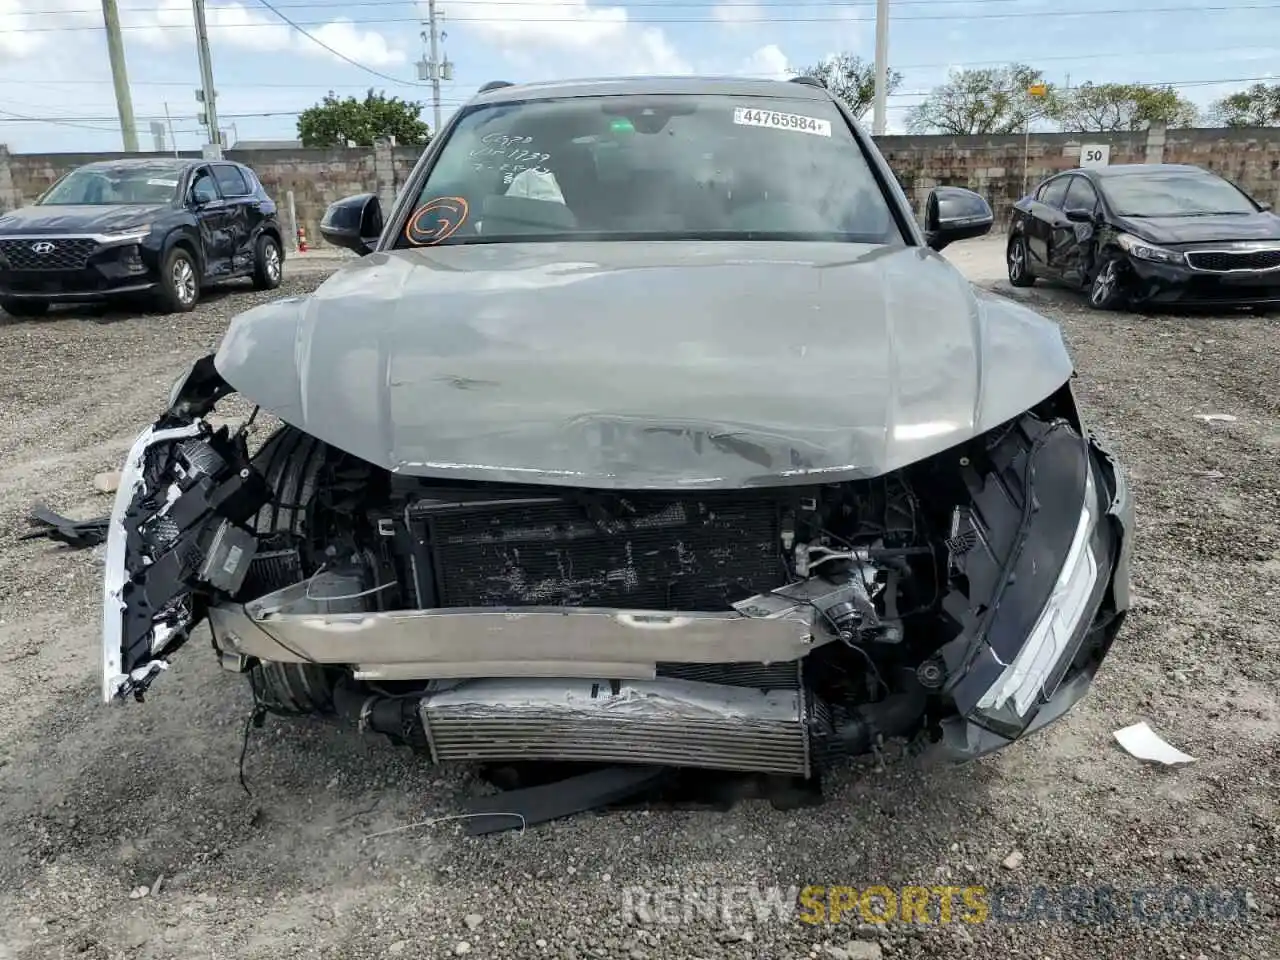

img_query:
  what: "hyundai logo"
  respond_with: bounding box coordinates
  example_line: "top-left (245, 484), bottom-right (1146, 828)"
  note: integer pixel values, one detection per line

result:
top-left (31, 241), bottom-right (56, 255)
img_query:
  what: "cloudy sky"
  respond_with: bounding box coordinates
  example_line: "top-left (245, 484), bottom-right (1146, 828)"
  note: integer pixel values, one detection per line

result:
top-left (0, 0), bottom-right (1277, 152)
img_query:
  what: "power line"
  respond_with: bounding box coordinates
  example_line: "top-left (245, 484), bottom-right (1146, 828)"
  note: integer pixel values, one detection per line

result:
top-left (2, 45), bottom-right (1277, 91)
top-left (246, 0), bottom-right (430, 88)
top-left (20, 0), bottom-right (1040, 12)
top-left (0, 107), bottom-right (130, 132)
top-left (8, 2), bottom-right (1280, 29)
top-left (2, 73), bottom-right (1276, 126)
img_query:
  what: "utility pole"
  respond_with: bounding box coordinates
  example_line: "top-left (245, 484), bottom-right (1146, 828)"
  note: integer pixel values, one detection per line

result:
top-left (872, 0), bottom-right (889, 135)
top-left (192, 0), bottom-right (221, 159)
top-left (100, 0), bottom-right (139, 151)
top-left (427, 0), bottom-right (442, 133)
top-left (417, 0), bottom-right (453, 134)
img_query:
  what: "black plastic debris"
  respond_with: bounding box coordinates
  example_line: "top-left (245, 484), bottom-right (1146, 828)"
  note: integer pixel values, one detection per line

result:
top-left (20, 503), bottom-right (110, 549)
top-left (462, 765), bottom-right (670, 835)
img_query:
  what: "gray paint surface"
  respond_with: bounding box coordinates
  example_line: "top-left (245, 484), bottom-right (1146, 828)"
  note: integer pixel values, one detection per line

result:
top-left (214, 240), bottom-right (1074, 489)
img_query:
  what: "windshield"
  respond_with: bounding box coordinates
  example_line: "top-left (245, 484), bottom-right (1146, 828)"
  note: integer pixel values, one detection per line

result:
top-left (396, 94), bottom-right (900, 246)
top-left (39, 165), bottom-right (183, 205)
top-left (1099, 171), bottom-right (1258, 217)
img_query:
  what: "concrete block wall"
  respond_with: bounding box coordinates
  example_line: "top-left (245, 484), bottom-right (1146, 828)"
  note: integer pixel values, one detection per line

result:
top-left (2, 127), bottom-right (1278, 244)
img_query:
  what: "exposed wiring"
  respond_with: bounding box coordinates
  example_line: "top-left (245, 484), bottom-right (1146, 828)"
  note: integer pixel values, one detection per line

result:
top-left (362, 812), bottom-right (527, 841)
top-left (303, 561), bottom-right (399, 603)
top-left (217, 616), bottom-right (267, 798)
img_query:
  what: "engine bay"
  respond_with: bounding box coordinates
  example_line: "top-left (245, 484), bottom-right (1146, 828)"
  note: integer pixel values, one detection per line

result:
top-left (104, 367), bottom-right (1127, 778)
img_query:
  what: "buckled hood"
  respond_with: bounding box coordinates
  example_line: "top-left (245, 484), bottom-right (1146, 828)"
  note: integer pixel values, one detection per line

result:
top-left (213, 240), bottom-right (1075, 489)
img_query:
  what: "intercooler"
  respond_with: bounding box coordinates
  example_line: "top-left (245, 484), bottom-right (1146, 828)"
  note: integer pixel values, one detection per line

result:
top-left (411, 489), bottom-right (784, 611)
top-left (419, 677), bottom-right (813, 776)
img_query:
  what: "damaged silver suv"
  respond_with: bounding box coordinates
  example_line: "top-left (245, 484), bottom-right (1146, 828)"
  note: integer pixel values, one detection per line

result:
top-left (102, 76), bottom-right (1132, 775)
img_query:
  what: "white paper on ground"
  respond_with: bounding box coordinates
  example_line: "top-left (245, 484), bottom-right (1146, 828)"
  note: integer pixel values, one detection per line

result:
top-left (1113, 721), bottom-right (1196, 765)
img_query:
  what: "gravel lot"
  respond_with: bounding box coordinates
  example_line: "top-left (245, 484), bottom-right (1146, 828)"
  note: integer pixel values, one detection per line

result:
top-left (0, 239), bottom-right (1276, 960)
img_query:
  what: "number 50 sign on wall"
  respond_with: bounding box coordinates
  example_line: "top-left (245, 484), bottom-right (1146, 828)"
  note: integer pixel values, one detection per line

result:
top-left (1080, 144), bottom-right (1111, 169)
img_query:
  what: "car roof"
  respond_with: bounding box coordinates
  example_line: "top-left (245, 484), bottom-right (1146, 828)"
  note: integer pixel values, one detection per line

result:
top-left (73, 158), bottom-right (196, 175)
top-left (1087, 163), bottom-right (1208, 178)
top-left (470, 75), bottom-right (833, 106)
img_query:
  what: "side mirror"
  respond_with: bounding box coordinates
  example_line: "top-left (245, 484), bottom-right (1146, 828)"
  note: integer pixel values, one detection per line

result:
top-left (924, 186), bottom-right (994, 252)
top-left (320, 193), bottom-right (383, 256)
top-left (1259, 201), bottom-right (1273, 212)
top-left (1064, 207), bottom-right (1095, 224)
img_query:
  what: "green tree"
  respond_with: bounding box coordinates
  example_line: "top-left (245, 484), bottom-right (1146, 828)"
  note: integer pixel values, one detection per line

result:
top-left (1209, 83), bottom-right (1280, 127)
top-left (297, 89), bottom-right (431, 147)
top-left (1048, 82), bottom-right (1200, 132)
top-left (906, 64), bottom-right (1050, 135)
top-left (796, 53), bottom-right (902, 121)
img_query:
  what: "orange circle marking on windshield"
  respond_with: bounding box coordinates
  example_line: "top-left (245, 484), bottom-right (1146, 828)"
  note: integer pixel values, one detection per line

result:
top-left (405, 197), bottom-right (469, 245)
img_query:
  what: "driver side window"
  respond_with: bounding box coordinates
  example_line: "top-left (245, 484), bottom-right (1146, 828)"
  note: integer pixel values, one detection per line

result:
top-left (189, 168), bottom-right (219, 205)
top-left (1037, 177), bottom-right (1070, 209)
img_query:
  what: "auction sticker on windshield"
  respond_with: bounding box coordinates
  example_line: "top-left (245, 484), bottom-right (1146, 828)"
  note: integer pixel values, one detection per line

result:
top-left (733, 107), bottom-right (832, 137)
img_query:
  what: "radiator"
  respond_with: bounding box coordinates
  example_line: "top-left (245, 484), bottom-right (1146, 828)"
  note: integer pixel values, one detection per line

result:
top-left (415, 490), bottom-right (784, 611)
top-left (419, 677), bottom-right (811, 776)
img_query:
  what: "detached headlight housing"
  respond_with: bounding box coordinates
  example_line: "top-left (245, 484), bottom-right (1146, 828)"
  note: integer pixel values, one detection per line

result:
top-left (1115, 232), bottom-right (1184, 265)
top-left (944, 419), bottom-right (1118, 740)
top-left (974, 464), bottom-right (1103, 728)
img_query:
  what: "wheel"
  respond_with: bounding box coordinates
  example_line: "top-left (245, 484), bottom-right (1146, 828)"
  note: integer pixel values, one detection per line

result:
top-left (0, 298), bottom-right (50, 318)
top-left (156, 246), bottom-right (200, 313)
top-left (1088, 254), bottom-right (1125, 311)
top-left (1007, 235), bottom-right (1035, 287)
top-left (251, 234), bottom-right (283, 291)
top-left (242, 426), bottom-right (340, 716)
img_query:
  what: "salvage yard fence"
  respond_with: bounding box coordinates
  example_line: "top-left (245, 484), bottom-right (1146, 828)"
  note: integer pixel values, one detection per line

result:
top-left (3, 125), bottom-right (1279, 245)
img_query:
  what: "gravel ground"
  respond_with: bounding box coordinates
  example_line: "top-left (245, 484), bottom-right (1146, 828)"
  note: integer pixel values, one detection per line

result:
top-left (0, 244), bottom-right (1276, 960)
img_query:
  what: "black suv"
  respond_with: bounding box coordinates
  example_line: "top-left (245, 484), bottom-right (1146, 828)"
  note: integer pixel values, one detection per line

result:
top-left (0, 157), bottom-right (285, 316)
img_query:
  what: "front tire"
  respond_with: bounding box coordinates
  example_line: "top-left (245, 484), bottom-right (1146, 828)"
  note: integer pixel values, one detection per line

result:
top-left (1007, 235), bottom-right (1035, 287)
top-left (252, 234), bottom-right (283, 291)
top-left (243, 426), bottom-right (339, 716)
top-left (157, 246), bottom-right (200, 313)
top-left (1089, 254), bottom-right (1126, 311)
top-left (0, 298), bottom-right (50, 318)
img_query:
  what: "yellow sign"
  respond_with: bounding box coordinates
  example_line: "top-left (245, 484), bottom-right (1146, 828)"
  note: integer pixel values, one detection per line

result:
top-left (1027, 83), bottom-right (1048, 97)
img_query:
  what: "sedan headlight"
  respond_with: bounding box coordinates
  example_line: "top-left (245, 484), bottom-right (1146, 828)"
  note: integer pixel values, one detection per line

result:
top-left (975, 465), bottom-right (1101, 722)
top-left (1115, 233), bottom-right (1184, 265)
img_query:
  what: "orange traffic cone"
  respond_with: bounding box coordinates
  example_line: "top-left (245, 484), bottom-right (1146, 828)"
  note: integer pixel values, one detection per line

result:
top-left (297, 226), bottom-right (309, 253)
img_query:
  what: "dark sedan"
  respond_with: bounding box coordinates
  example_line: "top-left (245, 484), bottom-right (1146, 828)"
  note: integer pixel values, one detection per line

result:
top-left (1006, 163), bottom-right (1280, 311)
top-left (0, 157), bottom-right (285, 316)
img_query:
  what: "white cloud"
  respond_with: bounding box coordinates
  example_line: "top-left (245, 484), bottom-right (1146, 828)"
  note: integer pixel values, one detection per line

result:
top-left (447, 0), bottom-right (627, 50)
top-left (739, 44), bottom-right (792, 81)
top-left (0, 0), bottom-right (98, 57)
top-left (310, 19), bottom-right (407, 67)
top-left (442, 0), bottom-right (690, 74)
top-left (0, 0), bottom-right (404, 65)
top-left (712, 2), bottom-right (766, 30)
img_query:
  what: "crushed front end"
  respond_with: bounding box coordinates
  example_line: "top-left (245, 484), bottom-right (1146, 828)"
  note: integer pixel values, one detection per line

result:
top-left (103, 360), bottom-right (1131, 776)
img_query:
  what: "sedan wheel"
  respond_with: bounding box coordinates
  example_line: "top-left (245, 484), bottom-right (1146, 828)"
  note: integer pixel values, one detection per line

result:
top-left (1007, 236), bottom-right (1035, 288)
top-left (1089, 257), bottom-right (1123, 311)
